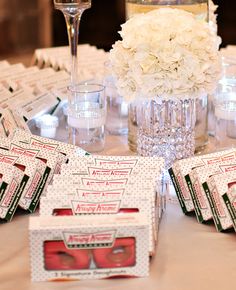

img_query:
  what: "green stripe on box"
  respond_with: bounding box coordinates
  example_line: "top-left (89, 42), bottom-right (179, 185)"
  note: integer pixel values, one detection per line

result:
top-left (185, 174), bottom-right (203, 223)
top-left (222, 193), bottom-right (236, 229)
top-left (29, 166), bottom-right (51, 213)
top-left (5, 175), bottom-right (29, 222)
top-left (168, 168), bottom-right (188, 214)
top-left (0, 182), bottom-right (8, 202)
top-left (203, 182), bottom-right (223, 232)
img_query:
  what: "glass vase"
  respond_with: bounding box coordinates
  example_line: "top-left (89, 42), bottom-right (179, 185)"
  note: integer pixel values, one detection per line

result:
top-left (137, 98), bottom-right (196, 168)
top-left (128, 95), bottom-right (207, 154)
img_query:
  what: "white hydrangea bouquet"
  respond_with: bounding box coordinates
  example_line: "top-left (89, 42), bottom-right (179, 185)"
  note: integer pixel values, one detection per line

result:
top-left (109, 8), bottom-right (222, 102)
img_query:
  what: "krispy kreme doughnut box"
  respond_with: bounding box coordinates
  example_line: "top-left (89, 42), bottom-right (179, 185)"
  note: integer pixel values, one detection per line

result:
top-left (0, 107), bottom-right (30, 137)
top-left (188, 159), bottom-right (236, 225)
top-left (47, 176), bottom-right (159, 223)
top-left (0, 148), bottom-right (47, 212)
top-left (203, 171), bottom-right (236, 232)
top-left (50, 174), bottom-right (155, 190)
top-left (59, 165), bottom-right (161, 225)
top-left (60, 162), bottom-right (161, 180)
top-left (67, 154), bottom-right (164, 193)
top-left (59, 164), bottom-right (160, 211)
top-left (68, 155), bottom-right (164, 173)
top-left (0, 135), bottom-right (68, 175)
top-left (0, 163), bottom-right (26, 221)
top-left (11, 128), bottom-right (89, 158)
top-left (29, 213), bottom-right (149, 281)
top-left (67, 155), bottom-right (164, 213)
top-left (40, 191), bottom-right (155, 256)
top-left (46, 179), bottom-right (157, 223)
top-left (49, 172), bottom-right (164, 231)
top-left (169, 148), bottom-right (236, 214)
top-left (44, 181), bottom-right (158, 254)
top-left (0, 136), bottom-right (65, 187)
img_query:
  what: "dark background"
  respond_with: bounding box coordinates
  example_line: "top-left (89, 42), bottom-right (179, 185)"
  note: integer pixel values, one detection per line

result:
top-left (0, 0), bottom-right (235, 58)
top-left (53, 0), bottom-right (236, 50)
top-left (214, 0), bottom-right (236, 47)
top-left (53, 0), bottom-right (126, 51)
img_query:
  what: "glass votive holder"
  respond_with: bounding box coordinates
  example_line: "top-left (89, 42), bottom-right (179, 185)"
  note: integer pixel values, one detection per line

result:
top-left (215, 83), bottom-right (236, 149)
top-left (221, 56), bottom-right (236, 84)
top-left (105, 80), bottom-right (128, 135)
top-left (67, 83), bottom-right (106, 153)
top-left (103, 60), bottom-right (128, 136)
top-left (35, 114), bottom-right (59, 139)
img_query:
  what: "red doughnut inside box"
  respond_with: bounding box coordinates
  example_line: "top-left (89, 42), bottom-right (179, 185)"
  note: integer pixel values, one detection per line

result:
top-left (119, 208), bottom-right (139, 214)
top-left (93, 237), bottom-right (136, 268)
top-left (44, 241), bottom-right (91, 270)
top-left (53, 209), bottom-right (73, 216)
top-left (52, 208), bottom-right (139, 216)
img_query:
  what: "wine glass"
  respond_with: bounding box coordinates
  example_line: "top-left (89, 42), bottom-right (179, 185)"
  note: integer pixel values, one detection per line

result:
top-left (53, 0), bottom-right (92, 85)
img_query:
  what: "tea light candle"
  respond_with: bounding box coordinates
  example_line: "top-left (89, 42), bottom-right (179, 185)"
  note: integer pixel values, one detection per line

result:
top-left (36, 114), bottom-right (59, 139)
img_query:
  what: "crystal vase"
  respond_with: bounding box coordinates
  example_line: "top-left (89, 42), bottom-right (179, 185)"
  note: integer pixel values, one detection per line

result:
top-left (137, 98), bottom-right (196, 168)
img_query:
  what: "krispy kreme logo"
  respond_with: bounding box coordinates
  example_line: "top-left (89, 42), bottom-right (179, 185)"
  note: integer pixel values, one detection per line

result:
top-left (202, 153), bottom-right (236, 165)
top-left (63, 230), bottom-right (116, 249)
top-left (10, 144), bottom-right (39, 158)
top-left (71, 200), bottom-right (121, 214)
top-left (77, 189), bottom-right (125, 198)
top-left (211, 187), bottom-right (226, 218)
top-left (0, 154), bottom-right (18, 165)
top-left (24, 171), bottom-right (42, 199)
top-left (194, 178), bottom-right (207, 209)
top-left (81, 178), bottom-right (128, 186)
top-left (30, 138), bottom-right (58, 152)
top-left (176, 173), bottom-right (190, 201)
top-left (0, 179), bottom-right (18, 207)
top-left (88, 167), bottom-right (133, 176)
top-left (95, 158), bottom-right (138, 166)
top-left (219, 164), bottom-right (236, 173)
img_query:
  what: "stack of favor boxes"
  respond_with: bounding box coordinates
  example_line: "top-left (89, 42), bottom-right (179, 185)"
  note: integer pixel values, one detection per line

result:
top-left (29, 154), bottom-right (165, 281)
top-left (169, 149), bottom-right (236, 232)
top-left (0, 45), bottom-right (109, 137)
top-left (0, 128), bottom-right (87, 222)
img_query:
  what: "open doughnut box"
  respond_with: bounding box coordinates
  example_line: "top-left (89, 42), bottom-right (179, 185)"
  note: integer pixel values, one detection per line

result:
top-left (29, 214), bottom-right (149, 281)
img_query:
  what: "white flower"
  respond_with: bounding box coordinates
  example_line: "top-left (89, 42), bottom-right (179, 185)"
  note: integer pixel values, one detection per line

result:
top-left (209, 0), bottom-right (218, 33)
top-left (110, 8), bottom-right (222, 102)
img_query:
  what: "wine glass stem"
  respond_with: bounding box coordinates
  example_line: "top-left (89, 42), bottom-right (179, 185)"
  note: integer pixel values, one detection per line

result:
top-left (64, 13), bottom-right (82, 85)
